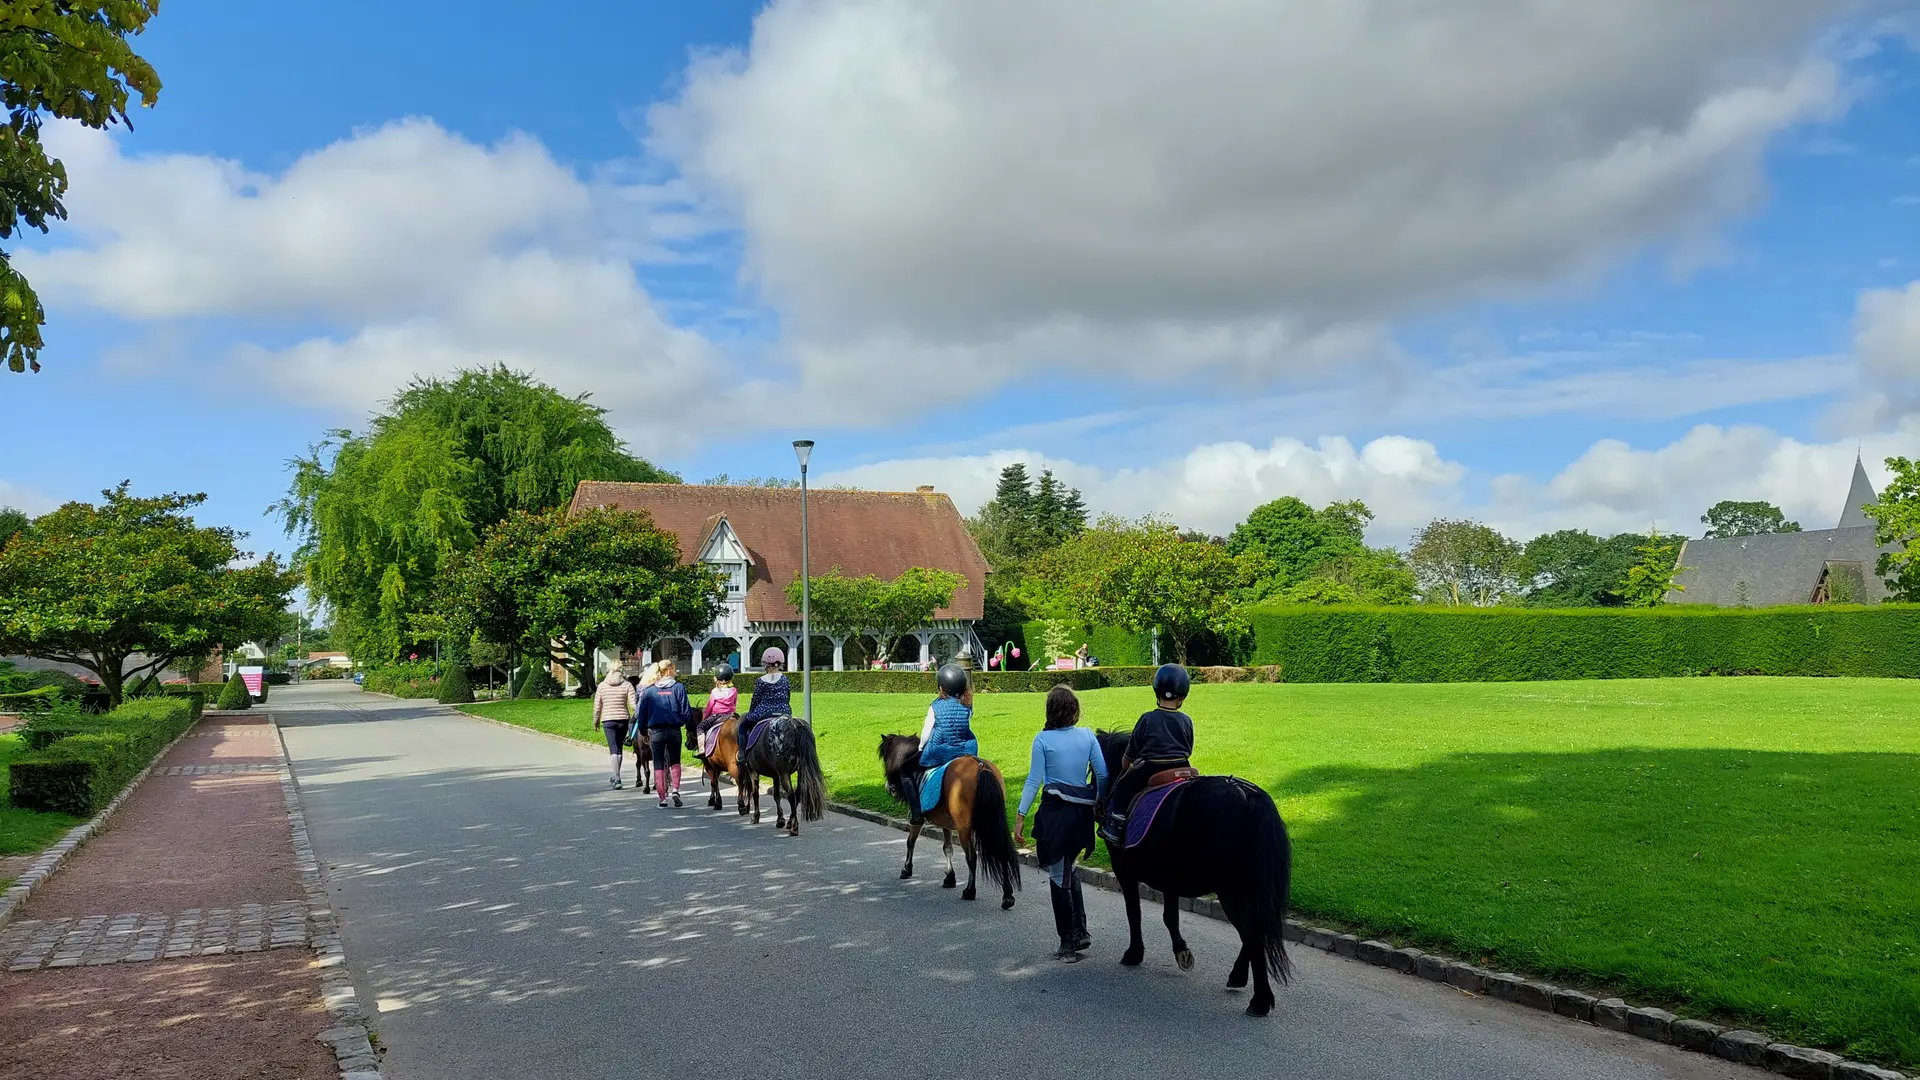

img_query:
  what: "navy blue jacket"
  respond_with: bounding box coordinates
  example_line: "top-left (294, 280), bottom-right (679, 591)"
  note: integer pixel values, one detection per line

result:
top-left (638, 680), bottom-right (692, 730)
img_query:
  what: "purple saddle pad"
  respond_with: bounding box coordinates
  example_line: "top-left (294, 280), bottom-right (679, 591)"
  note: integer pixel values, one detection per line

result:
top-left (1124, 780), bottom-right (1189, 849)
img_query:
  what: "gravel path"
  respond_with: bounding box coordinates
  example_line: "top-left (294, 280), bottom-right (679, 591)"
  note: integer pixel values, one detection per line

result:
top-left (277, 682), bottom-right (1760, 1080)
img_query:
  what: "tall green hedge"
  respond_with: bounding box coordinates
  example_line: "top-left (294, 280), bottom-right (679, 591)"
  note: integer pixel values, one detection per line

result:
top-left (678, 666), bottom-right (1160, 695)
top-left (9, 698), bottom-right (198, 815)
top-left (1246, 604), bottom-right (1920, 682)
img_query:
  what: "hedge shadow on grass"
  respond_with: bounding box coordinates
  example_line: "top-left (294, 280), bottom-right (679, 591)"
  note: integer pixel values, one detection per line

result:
top-left (1269, 747), bottom-right (1920, 1067)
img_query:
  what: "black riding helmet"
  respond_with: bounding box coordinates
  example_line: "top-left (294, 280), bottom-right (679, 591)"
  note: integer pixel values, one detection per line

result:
top-left (713, 662), bottom-right (734, 682)
top-left (936, 662), bottom-right (970, 698)
top-left (1153, 663), bottom-right (1190, 702)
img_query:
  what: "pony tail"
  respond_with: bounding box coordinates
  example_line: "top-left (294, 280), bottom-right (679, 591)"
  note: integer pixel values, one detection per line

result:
top-left (971, 766), bottom-right (1021, 894)
top-left (792, 721), bottom-right (827, 822)
top-left (1244, 784), bottom-right (1293, 983)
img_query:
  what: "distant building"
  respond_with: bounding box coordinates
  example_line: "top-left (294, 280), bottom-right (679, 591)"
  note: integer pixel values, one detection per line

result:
top-left (1668, 457), bottom-right (1896, 606)
top-left (567, 481), bottom-right (992, 672)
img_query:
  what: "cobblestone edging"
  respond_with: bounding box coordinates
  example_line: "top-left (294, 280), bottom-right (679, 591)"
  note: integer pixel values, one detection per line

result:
top-left (271, 719), bottom-right (386, 1080)
top-left (1, 901), bottom-right (307, 971)
top-left (0, 723), bottom-right (198, 934)
top-left (827, 800), bottom-right (1909, 1080)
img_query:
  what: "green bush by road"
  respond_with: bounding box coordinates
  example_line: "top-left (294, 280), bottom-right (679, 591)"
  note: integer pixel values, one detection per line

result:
top-left (1, 732), bottom-right (83, 857)
top-left (466, 677), bottom-right (1920, 1067)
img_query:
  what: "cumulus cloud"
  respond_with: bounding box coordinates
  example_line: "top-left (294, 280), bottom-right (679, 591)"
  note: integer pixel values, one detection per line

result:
top-left (655, 0), bottom-right (1856, 398)
top-left (0, 478), bottom-right (60, 516)
top-left (17, 121), bottom-right (725, 454)
top-left (819, 434), bottom-right (1466, 537)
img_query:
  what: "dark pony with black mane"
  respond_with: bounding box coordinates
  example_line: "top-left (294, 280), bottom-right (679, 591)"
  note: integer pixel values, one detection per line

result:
top-left (1095, 729), bottom-right (1293, 1016)
top-left (736, 715), bottom-right (827, 836)
top-left (878, 735), bottom-right (1020, 909)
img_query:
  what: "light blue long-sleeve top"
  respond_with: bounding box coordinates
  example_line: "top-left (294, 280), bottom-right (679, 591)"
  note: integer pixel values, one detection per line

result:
top-left (1017, 726), bottom-right (1109, 817)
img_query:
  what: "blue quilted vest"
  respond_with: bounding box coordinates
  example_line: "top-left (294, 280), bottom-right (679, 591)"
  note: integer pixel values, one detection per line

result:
top-left (919, 696), bottom-right (978, 767)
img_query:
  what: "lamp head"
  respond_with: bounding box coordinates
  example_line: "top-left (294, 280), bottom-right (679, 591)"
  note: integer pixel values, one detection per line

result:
top-left (792, 439), bottom-right (814, 469)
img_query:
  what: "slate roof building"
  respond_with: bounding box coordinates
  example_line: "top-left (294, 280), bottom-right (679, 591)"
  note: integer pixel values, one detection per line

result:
top-left (568, 481), bottom-right (992, 673)
top-left (1667, 457), bottom-right (1895, 606)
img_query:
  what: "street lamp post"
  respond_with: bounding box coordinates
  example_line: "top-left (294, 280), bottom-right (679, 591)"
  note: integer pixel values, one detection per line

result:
top-left (793, 440), bottom-right (815, 725)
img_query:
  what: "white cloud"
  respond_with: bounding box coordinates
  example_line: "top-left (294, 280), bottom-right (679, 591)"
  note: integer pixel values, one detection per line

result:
top-left (0, 478), bottom-right (60, 516)
top-left (654, 0), bottom-right (1857, 399)
top-left (820, 434), bottom-right (1466, 537)
top-left (17, 121), bottom-right (726, 455)
top-left (1856, 280), bottom-right (1920, 384)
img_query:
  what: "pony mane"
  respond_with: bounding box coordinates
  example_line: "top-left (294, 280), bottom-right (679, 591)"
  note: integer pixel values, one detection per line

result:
top-left (877, 733), bottom-right (921, 778)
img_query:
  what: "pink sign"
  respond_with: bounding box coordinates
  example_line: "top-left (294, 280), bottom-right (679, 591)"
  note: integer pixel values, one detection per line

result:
top-left (240, 666), bottom-right (265, 698)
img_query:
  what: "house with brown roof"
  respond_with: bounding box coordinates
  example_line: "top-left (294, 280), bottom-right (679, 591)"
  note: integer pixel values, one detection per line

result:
top-left (567, 482), bottom-right (992, 673)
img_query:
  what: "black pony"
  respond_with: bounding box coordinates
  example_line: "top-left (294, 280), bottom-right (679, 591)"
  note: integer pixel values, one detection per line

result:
top-left (737, 716), bottom-right (827, 836)
top-left (1095, 730), bottom-right (1293, 1016)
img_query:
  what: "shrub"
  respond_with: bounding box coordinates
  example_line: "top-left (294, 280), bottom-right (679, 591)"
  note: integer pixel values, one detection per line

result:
top-left (1246, 603), bottom-right (1920, 682)
top-left (216, 673), bottom-right (252, 710)
top-left (0, 685), bottom-right (65, 713)
top-left (27, 669), bottom-right (90, 700)
top-left (516, 665), bottom-right (561, 700)
top-left (9, 697), bottom-right (197, 815)
top-left (266, 671), bottom-right (291, 686)
top-left (678, 666), bottom-right (1162, 695)
top-left (152, 686), bottom-right (208, 720)
top-left (307, 666), bottom-right (345, 680)
top-left (437, 665), bottom-right (474, 704)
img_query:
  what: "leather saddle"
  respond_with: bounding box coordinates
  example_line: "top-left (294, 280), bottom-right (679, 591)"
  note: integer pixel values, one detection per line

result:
top-left (1145, 766), bottom-right (1199, 792)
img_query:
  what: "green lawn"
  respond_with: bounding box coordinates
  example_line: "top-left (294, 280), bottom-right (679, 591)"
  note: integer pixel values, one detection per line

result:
top-left (1, 732), bottom-right (83, 857)
top-left (465, 677), bottom-right (1920, 1067)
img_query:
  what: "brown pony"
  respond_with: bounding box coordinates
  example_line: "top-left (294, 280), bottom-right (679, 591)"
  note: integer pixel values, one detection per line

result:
top-left (695, 717), bottom-right (749, 814)
top-left (878, 735), bottom-right (1020, 909)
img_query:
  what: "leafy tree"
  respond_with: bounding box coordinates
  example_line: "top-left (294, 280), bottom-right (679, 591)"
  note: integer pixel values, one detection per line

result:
top-left (1044, 516), bottom-right (1262, 664)
top-left (1701, 500), bottom-right (1801, 539)
top-left (786, 566), bottom-right (966, 665)
top-left (0, 505), bottom-right (27, 548)
top-left (2, 2), bottom-right (163, 374)
top-left (216, 672), bottom-right (252, 710)
top-left (440, 507), bottom-right (725, 695)
top-left (1281, 546), bottom-right (1417, 605)
top-left (1271, 576), bottom-right (1360, 605)
top-left (1618, 529), bottom-right (1686, 607)
top-left (1408, 518), bottom-right (1522, 606)
top-left (1513, 529), bottom-right (1646, 607)
top-left (1862, 456), bottom-right (1920, 602)
top-left (1228, 496), bottom-right (1373, 596)
top-left (968, 462), bottom-right (1087, 570)
top-left (0, 485), bottom-right (296, 706)
top-left (279, 366), bottom-right (677, 663)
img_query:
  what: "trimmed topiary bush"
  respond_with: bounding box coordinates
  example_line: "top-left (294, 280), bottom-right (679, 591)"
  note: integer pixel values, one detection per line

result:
top-left (9, 697), bottom-right (197, 815)
top-left (437, 664), bottom-right (474, 704)
top-left (216, 673), bottom-right (252, 710)
top-left (517, 664), bottom-right (561, 700)
top-left (27, 669), bottom-right (89, 700)
top-left (1245, 603), bottom-right (1920, 682)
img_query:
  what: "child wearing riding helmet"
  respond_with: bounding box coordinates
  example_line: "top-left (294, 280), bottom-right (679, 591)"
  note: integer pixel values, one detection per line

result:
top-left (637, 659), bottom-right (692, 807)
top-left (1100, 663), bottom-right (1194, 845)
top-left (698, 662), bottom-right (739, 756)
top-left (738, 647), bottom-right (792, 750)
top-left (910, 663), bottom-right (979, 825)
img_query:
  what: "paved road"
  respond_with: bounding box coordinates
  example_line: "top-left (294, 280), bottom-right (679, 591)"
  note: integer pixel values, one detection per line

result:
top-left (274, 683), bottom-right (1754, 1080)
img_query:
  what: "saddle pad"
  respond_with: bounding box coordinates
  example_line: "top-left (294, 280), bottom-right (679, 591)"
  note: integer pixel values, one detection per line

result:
top-left (743, 718), bottom-right (777, 754)
top-left (918, 762), bottom-right (953, 814)
top-left (700, 725), bottom-right (722, 758)
top-left (1124, 778), bottom-right (1190, 849)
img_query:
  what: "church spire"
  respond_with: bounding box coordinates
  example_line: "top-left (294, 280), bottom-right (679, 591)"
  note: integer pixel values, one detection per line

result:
top-left (1838, 454), bottom-right (1877, 530)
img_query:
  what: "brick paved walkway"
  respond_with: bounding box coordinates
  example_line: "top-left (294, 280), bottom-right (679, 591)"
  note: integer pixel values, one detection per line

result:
top-left (0, 717), bottom-right (343, 1079)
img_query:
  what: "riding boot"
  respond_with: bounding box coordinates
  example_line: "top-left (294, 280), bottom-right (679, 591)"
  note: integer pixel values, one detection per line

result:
top-left (1048, 883), bottom-right (1078, 958)
top-left (1067, 864), bottom-right (1098, 949)
top-left (1098, 810), bottom-right (1126, 847)
top-left (906, 768), bottom-right (927, 826)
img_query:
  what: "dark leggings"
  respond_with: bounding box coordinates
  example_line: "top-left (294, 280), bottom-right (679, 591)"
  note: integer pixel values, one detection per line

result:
top-left (648, 728), bottom-right (682, 771)
top-left (602, 721), bottom-right (629, 754)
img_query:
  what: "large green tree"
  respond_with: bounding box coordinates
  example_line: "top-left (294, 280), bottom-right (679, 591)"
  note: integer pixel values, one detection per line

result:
top-left (1043, 516), bottom-right (1264, 664)
top-left (786, 566), bottom-right (966, 664)
top-left (1513, 529), bottom-right (1637, 607)
top-left (1408, 518), bottom-right (1522, 606)
top-left (0, 505), bottom-right (27, 548)
top-left (0, 485), bottom-right (296, 705)
top-left (1700, 500), bottom-right (1800, 539)
top-left (440, 507), bottom-right (724, 695)
top-left (1862, 456), bottom-right (1920, 602)
top-left (968, 462), bottom-right (1087, 570)
top-left (2, 2), bottom-right (162, 374)
top-left (1617, 529), bottom-right (1687, 607)
top-left (1228, 496), bottom-right (1370, 595)
top-left (279, 366), bottom-right (677, 663)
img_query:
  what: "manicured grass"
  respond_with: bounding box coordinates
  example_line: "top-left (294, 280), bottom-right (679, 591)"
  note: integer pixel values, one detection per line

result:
top-left (465, 678), bottom-right (1920, 1067)
top-left (0, 732), bottom-right (84, 855)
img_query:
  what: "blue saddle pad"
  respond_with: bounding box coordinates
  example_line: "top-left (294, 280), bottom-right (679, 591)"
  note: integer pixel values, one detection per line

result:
top-left (917, 762), bottom-right (952, 814)
top-left (1124, 780), bottom-right (1188, 849)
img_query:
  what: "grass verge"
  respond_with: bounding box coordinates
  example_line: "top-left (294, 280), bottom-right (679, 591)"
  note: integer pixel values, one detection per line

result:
top-left (465, 677), bottom-right (1920, 1067)
top-left (0, 732), bottom-right (84, 855)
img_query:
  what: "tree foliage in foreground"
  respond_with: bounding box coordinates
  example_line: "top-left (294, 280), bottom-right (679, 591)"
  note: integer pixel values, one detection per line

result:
top-left (440, 507), bottom-right (724, 695)
top-left (279, 366), bottom-right (678, 663)
top-left (786, 566), bottom-right (966, 664)
top-left (2, 1), bottom-right (162, 374)
top-left (0, 485), bottom-right (296, 705)
top-left (1863, 456), bottom-right (1920, 602)
top-left (1701, 500), bottom-right (1801, 540)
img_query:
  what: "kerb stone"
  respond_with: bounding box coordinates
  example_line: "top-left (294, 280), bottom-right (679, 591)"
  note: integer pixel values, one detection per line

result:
top-left (1626, 1007), bottom-right (1676, 1043)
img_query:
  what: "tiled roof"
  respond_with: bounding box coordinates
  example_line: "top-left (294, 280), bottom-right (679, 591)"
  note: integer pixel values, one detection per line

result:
top-left (1667, 526), bottom-right (1895, 606)
top-left (567, 482), bottom-right (991, 623)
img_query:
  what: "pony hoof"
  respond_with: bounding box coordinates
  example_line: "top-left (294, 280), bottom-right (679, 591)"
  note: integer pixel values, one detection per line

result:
top-left (1000, 896), bottom-right (1015, 911)
top-left (941, 874), bottom-right (957, 889)
top-left (1120, 947), bottom-right (1144, 967)
top-left (1227, 972), bottom-right (1248, 990)
top-left (1246, 996), bottom-right (1274, 1018)
top-left (962, 887), bottom-right (977, 901)
top-left (1176, 949), bottom-right (1195, 971)
top-left (900, 867), bottom-right (913, 879)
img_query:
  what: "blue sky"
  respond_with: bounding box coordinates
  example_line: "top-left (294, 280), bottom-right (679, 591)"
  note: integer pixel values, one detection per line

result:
top-left (3, 1), bottom-right (1918, 556)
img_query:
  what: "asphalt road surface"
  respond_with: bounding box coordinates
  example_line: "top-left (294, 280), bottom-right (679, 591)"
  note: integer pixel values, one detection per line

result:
top-left (274, 682), bottom-right (1757, 1080)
